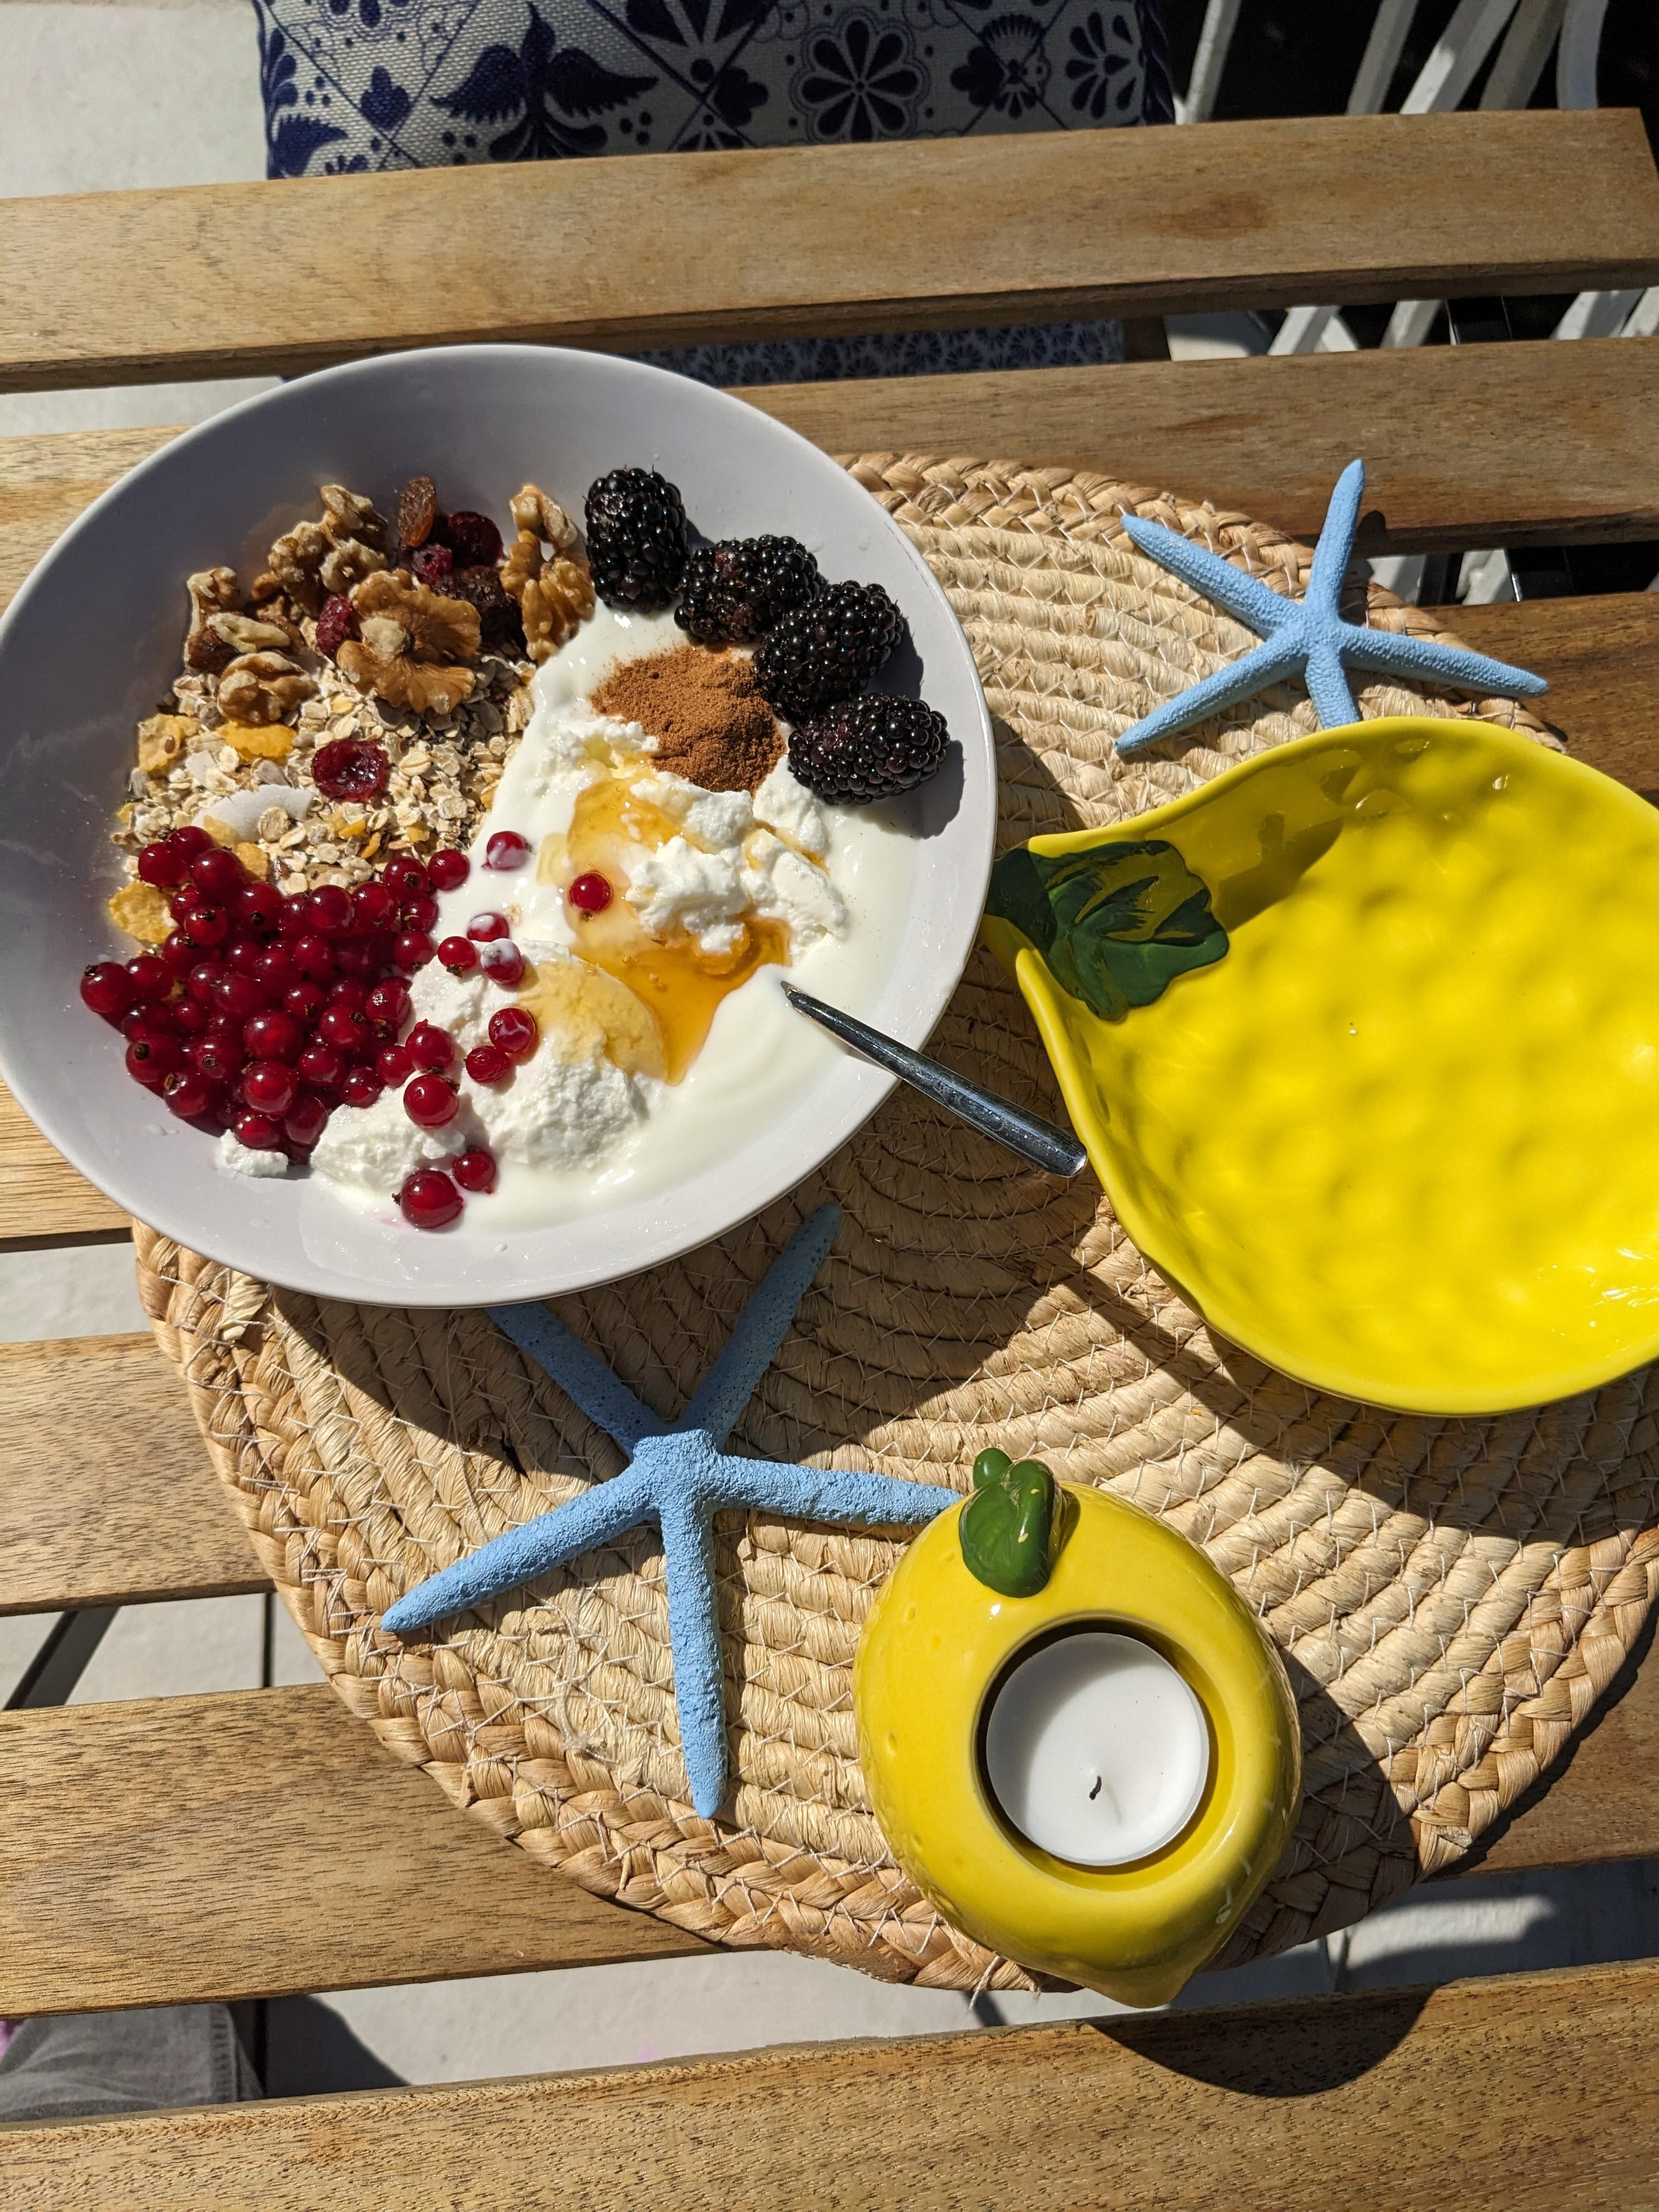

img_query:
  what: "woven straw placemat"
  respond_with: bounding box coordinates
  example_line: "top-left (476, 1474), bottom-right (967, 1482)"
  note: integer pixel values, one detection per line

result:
top-left (134, 459), bottom-right (1659, 1992)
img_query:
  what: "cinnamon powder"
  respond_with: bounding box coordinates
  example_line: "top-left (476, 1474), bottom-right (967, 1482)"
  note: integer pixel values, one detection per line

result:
top-left (592, 644), bottom-right (782, 793)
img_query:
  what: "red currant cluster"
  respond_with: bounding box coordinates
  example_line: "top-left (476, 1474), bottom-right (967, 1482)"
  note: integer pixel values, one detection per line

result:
top-left (80, 826), bottom-right (540, 1232)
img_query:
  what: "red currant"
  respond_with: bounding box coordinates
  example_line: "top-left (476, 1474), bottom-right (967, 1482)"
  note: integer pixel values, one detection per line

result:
top-left (232, 1109), bottom-right (284, 1152)
top-left (329, 979), bottom-right (371, 1013)
top-left (466, 911), bottom-right (509, 942)
top-left (80, 962), bottom-right (133, 1019)
top-left (298, 1042), bottom-right (346, 1089)
top-left (381, 856), bottom-right (428, 899)
top-left (404, 1075), bottom-right (459, 1129)
top-left (283, 1090), bottom-right (330, 1148)
top-left (399, 1167), bottom-right (463, 1229)
top-left (123, 954), bottom-right (171, 1004)
top-left (464, 1042), bottom-right (509, 1085)
top-left (393, 929), bottom-right (436, 972)
top-left (244, 1009), bottom-right (303, 1062)
top-left (283, 982), bottom-right (326, 1025)
top-left (488, 1006), bottom-right (538, 1062)
top-left (479, 941), bottom-right (526, 988)
top-left (427, 848), bottom-right (470, 892)
top-left (339, 1067), bottom-right (383, 1109)
top-left (160, 934), bottom-right (199, 979)
top-left (351, 881), bottom-right (398, 932)
top-left (452, 1148), bottom-right (498, 1194)
top-left (137, 841), bottom-right (187, 889)
top-left (437, 935), bottom-right (478, 975)
top-left (484, 831), bottom-right (529, 871)
top-left (365, 979), bottom-right (411, 1031)
top-left (188, 961), bottom-right (226, 1005)
top-left (400, 893), bottom-right (439, 934)
top-left (406, 1022), bottom-right (455, 1074)
top-left (332, 934), bottom-right (380, 980)
top-left (235, 881), bottom-right (283, 933)
top-left (212, 972), bottom-right (266, 1023)
top-left (183, 904), bottom-right (229, 949)
top-left (173, 998), bottom-right (209, 1037)
top-left (167, 825), bottom-right (213, 864)
top-left (123, 1008), bottom-right (176, 1045)
top-left (252, 947), bottom-right (299, 997)
top-left (240, 1059), bottom-right (297, 1115)
top-left (318, 1003), bottom-right (372, 1056)
top-left (276, 895), bottom-right (312, 939)
top-left (375, 1042), bottom-right (413, 1087)
top-left (193, 1034), bottom-right (244, 1084)
top-left (568, 871), bottom-right (613, 915)
top-left (305, 883), bottom-right (353, 936)
top-left (162, 1068), bottom-right (221, 1120)
top-left (126, 1034), bottom-right (182, 1087)
top-left (225, 934), bottom-right (268, 978)
top-left (189, 848), bottom-right (246, 905)
top-left (290, 932), bottom-right (337, 981)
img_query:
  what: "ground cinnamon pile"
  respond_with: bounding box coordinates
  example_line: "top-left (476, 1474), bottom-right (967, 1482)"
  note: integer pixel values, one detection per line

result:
top-left (592, 644), bottom-right (782, 792)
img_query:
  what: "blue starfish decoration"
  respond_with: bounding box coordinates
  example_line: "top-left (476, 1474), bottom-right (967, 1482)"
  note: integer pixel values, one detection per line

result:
top-left (381, 1206), bottom-right (950, 1819)
top-left (1115, 458), bottom-right (1547, 757)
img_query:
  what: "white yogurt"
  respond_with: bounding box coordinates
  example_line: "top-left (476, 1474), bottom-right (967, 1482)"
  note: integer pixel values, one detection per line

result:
top-left (310, 603), bottom-right (916, 1229)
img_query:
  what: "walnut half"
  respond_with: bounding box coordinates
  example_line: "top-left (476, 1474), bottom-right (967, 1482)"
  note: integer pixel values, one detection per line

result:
top-left (501, 483), bottom-right (590, 663)
top-left (337, 571), bottom-right (480, 718)
top-left (184, 568), bottom-right (241, 672)
top-left (218, 651), bottom-right (317, 726)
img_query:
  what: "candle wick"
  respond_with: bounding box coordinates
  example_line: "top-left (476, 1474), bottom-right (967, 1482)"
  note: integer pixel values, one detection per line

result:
top-left (1088, 1773), bottom-right (1103, 1801)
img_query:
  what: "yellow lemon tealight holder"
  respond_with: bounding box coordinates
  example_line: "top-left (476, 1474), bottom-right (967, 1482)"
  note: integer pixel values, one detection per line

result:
top-left (854, 1455), bottom-right (1300, 2007)
top-left (982, 715), bottom-right (1659, 1415)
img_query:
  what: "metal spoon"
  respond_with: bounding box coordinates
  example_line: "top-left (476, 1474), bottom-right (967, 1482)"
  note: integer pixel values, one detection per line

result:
top-left (781, 984), bottom-right (1088, 1178)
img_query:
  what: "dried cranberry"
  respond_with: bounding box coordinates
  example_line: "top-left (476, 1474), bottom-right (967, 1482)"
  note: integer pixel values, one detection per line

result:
top-left (312, 740), bottom-right (388, 804)
top-left (436, 509), bottom-right (504, 567)
top-left (314, 594), bottom-right (359, 660)
top-left (411, 543), bottom-right (454, 589)
top-left (396, 475), bottom-right (439, 550)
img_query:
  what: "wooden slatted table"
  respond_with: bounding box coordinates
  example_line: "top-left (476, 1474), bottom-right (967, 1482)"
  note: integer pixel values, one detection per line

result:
top-left (4, 105), bottom-right (1659, 2209)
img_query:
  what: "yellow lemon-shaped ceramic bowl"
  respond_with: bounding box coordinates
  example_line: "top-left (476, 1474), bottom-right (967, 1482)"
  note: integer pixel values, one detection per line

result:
top-left (983, 716), bottom-right (1659, 1415)
top-left (855, 1483), bottom-right (1300, 2007)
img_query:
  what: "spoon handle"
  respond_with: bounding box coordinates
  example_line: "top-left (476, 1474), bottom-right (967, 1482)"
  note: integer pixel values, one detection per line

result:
top-left (781, 984), bottom-right (1089, 1179)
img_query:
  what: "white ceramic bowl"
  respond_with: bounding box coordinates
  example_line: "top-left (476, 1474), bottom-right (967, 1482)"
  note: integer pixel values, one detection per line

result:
top-left (0, 347), bottom-right (995, 1306)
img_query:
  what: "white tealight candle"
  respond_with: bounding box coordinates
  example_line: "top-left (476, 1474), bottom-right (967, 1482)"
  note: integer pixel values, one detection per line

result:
top-left (983, 1630), bottom-right (1211, 1867)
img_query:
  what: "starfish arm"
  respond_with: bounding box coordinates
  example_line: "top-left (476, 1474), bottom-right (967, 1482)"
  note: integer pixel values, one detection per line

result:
top-left (381, 1465), bottom-right (653, 1636)
top-left (1301, 634), bottom-right (1361, 729)
top-left (489, 1300), bottom-right (667, 1453)
top-left (726, 1456), bottom-right (955, 1530)
top-left (658, 1489), bottom-right (731, 1819)
top-left (1304, 458), bottom-right (1365, 618)
top-left (1335, 623), bottom-right (1550, 699)
top-left (1122, 516), bottom-right (1297, 637)
top-left (678, 1205), bottom-right (842, 1447)
top-left (1114, 630), bottom-right (1311, 757)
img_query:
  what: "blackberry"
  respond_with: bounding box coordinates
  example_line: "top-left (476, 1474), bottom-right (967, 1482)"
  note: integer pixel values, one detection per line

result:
top-left (788, 695), bottom-right (950, 805)
top-left (675, 535), bottom-right (821, 645)
top-left (584, 467), bottom-right (688, 608)
top-left (754, 581), bottom-right (903, 718)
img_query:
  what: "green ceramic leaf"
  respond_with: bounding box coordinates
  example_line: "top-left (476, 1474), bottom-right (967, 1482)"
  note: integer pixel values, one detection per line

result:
top-left (961, 1451), bottom-right (1057, 1598)
top-left (985, 840), bottom-right (1228, 1022)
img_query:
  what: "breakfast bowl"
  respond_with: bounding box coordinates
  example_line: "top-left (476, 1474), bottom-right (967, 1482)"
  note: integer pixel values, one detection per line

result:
top-left (0, 346), bottom-right (995, 1306)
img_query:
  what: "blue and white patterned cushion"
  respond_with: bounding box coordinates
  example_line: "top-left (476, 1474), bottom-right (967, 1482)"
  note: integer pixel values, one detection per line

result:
top-left (250, 0), bottom-right (1171, 380)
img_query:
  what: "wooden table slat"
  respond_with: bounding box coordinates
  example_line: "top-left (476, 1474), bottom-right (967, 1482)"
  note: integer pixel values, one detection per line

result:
top-left (2, 110), bottom-right (1656, 393)
top-left (4, 1956), bottom-right (1657, 2209)
top-left (0, 1683), bottom-right (704, 2020)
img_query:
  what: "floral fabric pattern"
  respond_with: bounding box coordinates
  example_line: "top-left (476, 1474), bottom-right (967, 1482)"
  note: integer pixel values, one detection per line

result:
top-left (249, 0), bottom-right (1169, 376)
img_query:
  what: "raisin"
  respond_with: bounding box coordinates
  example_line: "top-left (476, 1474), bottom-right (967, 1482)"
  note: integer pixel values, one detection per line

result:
top-left (411, 543), bottom-right (454, 589)
top-left (396, 475), bottom-right (438, 550)
top-left (314, 594), bottom-right (359, 659)
top-left (312, 739), bottom-right (389, 802)
top-left (449, 564), bottom-right (525, 652)
top-left (438, 510), bottom-right (504, 568)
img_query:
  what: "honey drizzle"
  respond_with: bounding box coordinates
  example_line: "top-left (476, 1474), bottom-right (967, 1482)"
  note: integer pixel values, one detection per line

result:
top-left (538, 777), bottom-right (791, 1084)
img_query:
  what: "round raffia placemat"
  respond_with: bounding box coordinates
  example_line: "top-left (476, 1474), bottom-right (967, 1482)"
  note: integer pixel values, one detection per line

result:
top-left (134, 459), bottom-right (1659, 1993)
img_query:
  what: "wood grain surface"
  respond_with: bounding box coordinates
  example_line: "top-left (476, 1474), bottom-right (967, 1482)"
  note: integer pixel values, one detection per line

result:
top-left (749, 337), bottom-right (1659, 552)
top-left (0, 1683), bottom-right (704, 2018)
top-left (0, 1078), bottom-right (126, 1246)
top-left (2, 110), bottom-right (1655, 391)
top-left (4, 1959), bottom-right (1656, 2209)
top-left (0, 1333), bottom-right (258, 1613)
